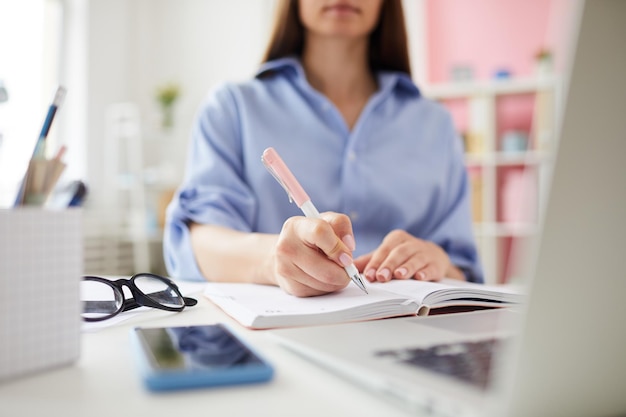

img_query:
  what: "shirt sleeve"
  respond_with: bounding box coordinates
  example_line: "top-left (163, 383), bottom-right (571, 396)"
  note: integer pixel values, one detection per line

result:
top-left (422, 114), bottom-right (484, 283)
top-left (162, 83), bottom-right (256, 281)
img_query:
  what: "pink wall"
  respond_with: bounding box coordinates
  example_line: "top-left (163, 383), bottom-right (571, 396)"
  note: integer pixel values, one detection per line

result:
top-left (425, 0), bottom-right (572, 83)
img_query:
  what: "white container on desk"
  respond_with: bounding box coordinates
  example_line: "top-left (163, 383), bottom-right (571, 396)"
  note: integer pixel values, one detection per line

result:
top-left (0, 208), bottom-right (83, 382)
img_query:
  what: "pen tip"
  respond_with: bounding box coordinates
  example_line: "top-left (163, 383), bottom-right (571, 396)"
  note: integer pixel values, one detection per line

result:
top-left (352, 273), bottom-right (368, 294)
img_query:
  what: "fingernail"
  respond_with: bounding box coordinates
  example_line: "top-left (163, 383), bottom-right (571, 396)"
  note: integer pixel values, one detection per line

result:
top-left (396, 267), bottom-right (407, 278)
top-left (379, 268), bottom-right (390, 281)
top-left (339, 253), bottom-right (352, 267)
top-left (365, 268), bottom-right (376, 281)
top-left (342, 235), bottom-right (356, 251)
top-left (417, 271), bottom-right (426, 280)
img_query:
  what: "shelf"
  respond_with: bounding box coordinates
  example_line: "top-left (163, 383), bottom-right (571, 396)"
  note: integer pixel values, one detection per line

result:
top-left (474, 222), bottom-right (539, 237)
top-left (422, 76), bottom-right (559, 99)
top-left (425, 76), bottom-right (561, 284)
top-left (465, 151), bottom-right (553, 166)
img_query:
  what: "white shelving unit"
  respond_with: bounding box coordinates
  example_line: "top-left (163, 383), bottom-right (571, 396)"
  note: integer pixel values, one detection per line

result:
top-left (98, 102), bottom-right (180, 277)
top-left (422, 76), bottom-right (562, 284)
top-left (103, 102), bottom-right (153, 274)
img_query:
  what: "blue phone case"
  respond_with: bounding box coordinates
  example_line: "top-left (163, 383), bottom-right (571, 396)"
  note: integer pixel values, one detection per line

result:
top-left (130, 323), bottom-right (274, 392)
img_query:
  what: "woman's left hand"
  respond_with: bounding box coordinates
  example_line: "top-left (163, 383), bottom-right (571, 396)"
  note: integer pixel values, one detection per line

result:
top-left (354, 229), bottom-right (462, 282)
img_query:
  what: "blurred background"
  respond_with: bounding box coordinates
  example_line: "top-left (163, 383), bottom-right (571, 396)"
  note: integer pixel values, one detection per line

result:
top-left (0, 0), bottom-right (578, 283)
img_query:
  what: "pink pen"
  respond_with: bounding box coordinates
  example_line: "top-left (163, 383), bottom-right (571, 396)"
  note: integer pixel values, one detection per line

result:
top-left (261, 147), bottom-right (368, 294)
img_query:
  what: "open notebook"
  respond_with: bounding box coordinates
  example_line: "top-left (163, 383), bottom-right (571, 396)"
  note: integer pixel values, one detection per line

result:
top-left (204, 279), bottom-right (522, 329)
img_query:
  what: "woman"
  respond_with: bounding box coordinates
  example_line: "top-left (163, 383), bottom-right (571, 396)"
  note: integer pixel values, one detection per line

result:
top-left (163, 0), bottom-right (483, 297)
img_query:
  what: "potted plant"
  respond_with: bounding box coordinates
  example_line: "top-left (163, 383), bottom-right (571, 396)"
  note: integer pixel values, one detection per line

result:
top-left (534, 48), bottom-right (553, 77)
top-left (155, 83), bottom-right (180, 130)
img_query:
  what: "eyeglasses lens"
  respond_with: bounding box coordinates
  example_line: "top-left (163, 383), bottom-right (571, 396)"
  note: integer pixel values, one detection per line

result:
top-left (134, 274), bottom-right (184, 309)
top-left (81, 279), bottom-right (124, 320)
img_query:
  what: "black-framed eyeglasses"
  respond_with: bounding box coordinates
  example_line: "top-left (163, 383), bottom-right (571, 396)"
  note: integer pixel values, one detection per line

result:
top-left (81, 273), bottom-right (198, 322)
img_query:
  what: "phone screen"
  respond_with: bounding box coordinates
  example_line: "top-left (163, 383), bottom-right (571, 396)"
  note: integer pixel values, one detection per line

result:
top-left (135, 324), bottom-right (266, 371)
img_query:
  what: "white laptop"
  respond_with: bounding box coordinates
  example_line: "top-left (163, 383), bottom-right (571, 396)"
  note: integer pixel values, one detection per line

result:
top-left (269, 1), bottom-right (626, 416)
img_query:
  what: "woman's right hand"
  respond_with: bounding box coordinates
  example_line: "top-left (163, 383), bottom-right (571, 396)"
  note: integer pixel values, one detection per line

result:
top-left (270, 212), bottom-right (356, 297)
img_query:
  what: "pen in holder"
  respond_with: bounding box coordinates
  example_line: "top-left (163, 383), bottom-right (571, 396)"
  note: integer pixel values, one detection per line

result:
top-left (13, 85), bottom-right (67, 207)
top-left (20, 155), bottom-right (66, 206)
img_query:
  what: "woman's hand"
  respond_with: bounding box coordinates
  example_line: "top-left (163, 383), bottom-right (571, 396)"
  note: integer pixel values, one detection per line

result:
top-left (270, 212), bottom-right (356, 297)
top-left (354, 230), bottom-right (464, 283)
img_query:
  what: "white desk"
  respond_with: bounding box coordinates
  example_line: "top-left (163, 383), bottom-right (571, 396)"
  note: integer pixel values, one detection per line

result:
top-left (0, 290), bottom-right (413, 417)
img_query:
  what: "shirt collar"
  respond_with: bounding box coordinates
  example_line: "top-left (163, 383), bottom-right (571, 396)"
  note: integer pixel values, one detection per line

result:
top-left (256, 57), bottom-right (421, 97)
top-left (256, 56), bottom-right (303, 78)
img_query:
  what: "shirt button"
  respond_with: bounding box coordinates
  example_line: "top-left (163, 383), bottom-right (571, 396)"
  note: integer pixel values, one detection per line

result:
top-left (347, 151), bottom-right (356, 161)
top-left (350, 211), bottom-right (359, 221)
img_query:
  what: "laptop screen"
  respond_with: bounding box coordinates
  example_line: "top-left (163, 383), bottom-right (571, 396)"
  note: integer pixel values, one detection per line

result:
top-left (493, 1), bottom-right (626, 415)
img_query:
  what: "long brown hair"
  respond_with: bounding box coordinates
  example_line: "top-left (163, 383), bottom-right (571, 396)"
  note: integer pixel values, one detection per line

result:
top-left (261, 0), bottom-right (411, 76)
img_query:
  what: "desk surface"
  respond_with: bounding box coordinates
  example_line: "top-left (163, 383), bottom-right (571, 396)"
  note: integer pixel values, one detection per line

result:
top-left (0, 289), bottom-right (413, 417)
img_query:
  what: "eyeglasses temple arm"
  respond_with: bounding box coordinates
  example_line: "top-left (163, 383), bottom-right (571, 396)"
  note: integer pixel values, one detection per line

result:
top-left (184, 296), bottom-right (198, 306)
top-left (142, 288), bottom-right (197, 307)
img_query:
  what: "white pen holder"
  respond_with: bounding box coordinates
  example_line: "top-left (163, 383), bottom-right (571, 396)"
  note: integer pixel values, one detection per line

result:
top-left (0, 208), bottom-right (83, 382)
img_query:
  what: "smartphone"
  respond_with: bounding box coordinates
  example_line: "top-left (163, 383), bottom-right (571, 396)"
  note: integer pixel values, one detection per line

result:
top-left (130, 323), bottom-right (274, 391)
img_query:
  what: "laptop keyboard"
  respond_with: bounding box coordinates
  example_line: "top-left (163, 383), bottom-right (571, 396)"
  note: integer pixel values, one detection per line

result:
top-left (374, 338), bottom-right (505, 389)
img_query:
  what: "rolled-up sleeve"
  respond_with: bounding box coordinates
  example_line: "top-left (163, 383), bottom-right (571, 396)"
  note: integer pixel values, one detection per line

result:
top-left (163, 83), bottom-right (257, 280)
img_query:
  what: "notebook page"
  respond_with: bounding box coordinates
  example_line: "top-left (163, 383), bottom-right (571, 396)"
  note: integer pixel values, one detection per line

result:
top-left (204, 283), bottom-right (413, 328)
top-left (368, 279), bottom-right (523, 306)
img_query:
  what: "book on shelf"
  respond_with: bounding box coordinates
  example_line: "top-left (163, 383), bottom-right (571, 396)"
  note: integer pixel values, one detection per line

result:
top-left (203, 278), bottom-right (524, 330)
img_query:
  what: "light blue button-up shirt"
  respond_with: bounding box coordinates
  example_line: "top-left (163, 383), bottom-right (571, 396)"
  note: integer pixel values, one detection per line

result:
top-left (164, 57), bottom-right (483, 283)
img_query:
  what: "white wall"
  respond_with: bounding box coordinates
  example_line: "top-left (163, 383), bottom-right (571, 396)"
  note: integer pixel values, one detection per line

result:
top-left (82, 0), bottom-right (274, 210)
top-left (402, 0), bottom-right (427, 85)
